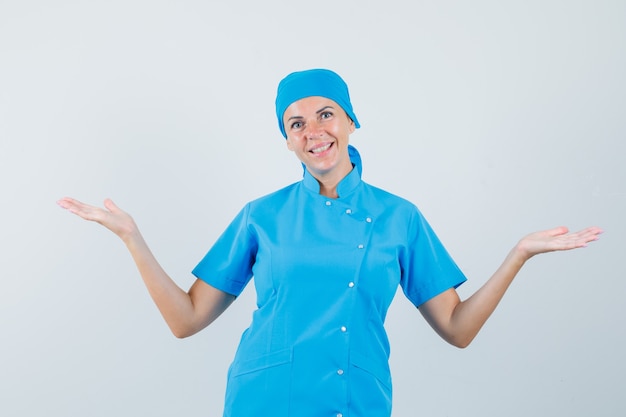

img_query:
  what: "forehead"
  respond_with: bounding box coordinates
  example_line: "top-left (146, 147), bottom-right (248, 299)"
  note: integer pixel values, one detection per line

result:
top-left (283, 96), bottom-right (340, 118)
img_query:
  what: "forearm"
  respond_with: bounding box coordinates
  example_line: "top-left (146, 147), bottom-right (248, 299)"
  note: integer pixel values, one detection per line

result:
top-left (420, 226), bottom-right (601, 348)
top-left (123, 230), bottom-right (200, 338)
top-left (57, 197), bottom-right (233, 338)
top-left (447, 246), bottom-right (527, 347)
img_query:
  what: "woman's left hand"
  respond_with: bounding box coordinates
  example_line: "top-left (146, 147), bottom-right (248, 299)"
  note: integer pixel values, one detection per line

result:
top-left (516, 226), bottom-right (603, 261)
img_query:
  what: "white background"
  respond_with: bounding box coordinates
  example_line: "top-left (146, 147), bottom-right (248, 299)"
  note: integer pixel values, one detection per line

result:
top-left (1, 1), bottom-right (624, 416)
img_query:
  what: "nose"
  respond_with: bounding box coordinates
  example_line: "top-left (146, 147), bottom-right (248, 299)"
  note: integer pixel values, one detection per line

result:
top-left (304, 119), bottom-right (324, 140)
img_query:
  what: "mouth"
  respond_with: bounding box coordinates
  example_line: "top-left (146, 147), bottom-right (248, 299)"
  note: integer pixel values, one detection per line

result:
top-left (309, 142), bottom-right (333, 154)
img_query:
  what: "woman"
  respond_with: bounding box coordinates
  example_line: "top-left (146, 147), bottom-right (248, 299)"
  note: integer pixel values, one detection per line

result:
top-left (58, 69), bottom-right (602, 417)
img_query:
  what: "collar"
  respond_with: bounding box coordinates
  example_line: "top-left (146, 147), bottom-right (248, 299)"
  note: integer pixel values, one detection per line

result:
top-left (302, 164), bottom-right (361, 197)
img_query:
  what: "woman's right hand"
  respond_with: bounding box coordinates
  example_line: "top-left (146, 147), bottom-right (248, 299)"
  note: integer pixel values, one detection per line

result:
top-left (57, 197), bottom-right (138, 243)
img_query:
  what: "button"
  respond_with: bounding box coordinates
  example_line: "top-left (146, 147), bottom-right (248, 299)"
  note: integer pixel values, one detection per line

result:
top-left (366, 217), bottom-right (372, 223)
top-left (348, 281), bottom-right (355, 288)
top-left (345, 209), bottom-right (352, 214)
top-left (340, 326), bottom-right (347, 332)
top-left (325, 201), bottom-right (332, 206)
top-left (357, 244), bottom-right (364, 249)
top-left (337, 369), bottom-right (344, 375)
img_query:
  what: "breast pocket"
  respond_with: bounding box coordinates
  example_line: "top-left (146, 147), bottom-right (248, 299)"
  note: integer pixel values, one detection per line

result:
top-left (224, 349), bottom-right (293, 417)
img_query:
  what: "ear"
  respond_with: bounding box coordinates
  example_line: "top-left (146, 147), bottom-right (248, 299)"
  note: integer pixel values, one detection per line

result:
top-left (349, 120), bottom-right (356, 134)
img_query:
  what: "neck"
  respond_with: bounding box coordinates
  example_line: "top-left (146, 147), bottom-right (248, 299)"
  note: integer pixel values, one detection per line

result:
top-left (318, 181), bottom-right (340, 198)
top-left (309, 161), bottom-right (353, 198)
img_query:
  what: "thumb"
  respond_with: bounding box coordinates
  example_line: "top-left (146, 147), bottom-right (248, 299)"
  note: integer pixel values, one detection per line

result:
top-left (546, 226), bottom-right (569, 237)
top-left (103, 198), bottom-right (120, 213)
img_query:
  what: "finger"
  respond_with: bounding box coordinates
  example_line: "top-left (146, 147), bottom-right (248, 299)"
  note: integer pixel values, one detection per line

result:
top-left (560, 228), bottom-right (602, 249)
top-left (57, 196), bottom-right (80, 209)
top-left (543, 226), bottom-right (569, 238)
top-left (579, 226), bottom-right (604, 237)
top-left (575, 227), bottom-right (604, 245)
top-left (58, 197), bottom-right (106, 222)
top-left (57, 197), bottom-right (88, 214)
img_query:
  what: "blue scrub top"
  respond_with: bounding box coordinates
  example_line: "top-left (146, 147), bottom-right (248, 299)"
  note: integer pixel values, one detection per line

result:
top-left (193, 166), bottom-right (466, 417)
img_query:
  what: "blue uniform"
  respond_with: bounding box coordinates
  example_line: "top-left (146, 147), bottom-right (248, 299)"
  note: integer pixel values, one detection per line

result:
top-left (193, 166), bottom-right (466, 417)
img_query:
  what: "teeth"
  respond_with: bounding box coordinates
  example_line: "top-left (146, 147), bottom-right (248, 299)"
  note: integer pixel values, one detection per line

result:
top-left (311, 143), bottom-right (331, 154)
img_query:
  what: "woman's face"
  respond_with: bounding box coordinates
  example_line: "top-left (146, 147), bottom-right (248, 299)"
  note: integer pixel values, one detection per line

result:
top-left (283, 96), bottom-right (355, 181)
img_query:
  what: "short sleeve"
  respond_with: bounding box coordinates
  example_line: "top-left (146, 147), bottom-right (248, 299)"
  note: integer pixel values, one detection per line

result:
top-left (192, 204), bottom-right (257, 296)
top-left (400, 208), bottom-right (467, 307)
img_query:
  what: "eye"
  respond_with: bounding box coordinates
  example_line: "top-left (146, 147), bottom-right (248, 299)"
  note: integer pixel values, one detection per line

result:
top-left (290, 120), bottom-right (303, 130)
top-left (320, 111), bottom-right (333, 119)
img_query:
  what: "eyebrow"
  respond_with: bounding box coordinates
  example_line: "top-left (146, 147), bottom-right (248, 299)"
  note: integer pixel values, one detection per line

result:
top-left (287, 105), bottom-right (336, 121)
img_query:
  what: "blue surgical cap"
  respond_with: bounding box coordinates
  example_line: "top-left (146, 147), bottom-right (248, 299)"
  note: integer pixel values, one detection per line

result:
top-left (275, 69), bottom-right (361, 138)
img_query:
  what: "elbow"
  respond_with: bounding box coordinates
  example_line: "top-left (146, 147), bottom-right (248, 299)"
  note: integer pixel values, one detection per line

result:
top-left (446, 333), bottom-right (476, 349)
top-left (172, 330), bottom-right (193, 339)
top-left (169, 313), bottom-right (222, 339)
top-left (170, 324), bottom-right (200, 339)
top-left (450, 339), bottom-right (471, 349)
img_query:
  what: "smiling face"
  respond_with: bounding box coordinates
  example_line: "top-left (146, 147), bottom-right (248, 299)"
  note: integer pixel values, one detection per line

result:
top-left (283, 96), bottom-right (356, 184)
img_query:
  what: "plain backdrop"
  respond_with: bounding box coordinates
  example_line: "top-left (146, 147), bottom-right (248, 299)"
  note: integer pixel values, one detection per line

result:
top-left (1, 1), bottom-right (624, 416)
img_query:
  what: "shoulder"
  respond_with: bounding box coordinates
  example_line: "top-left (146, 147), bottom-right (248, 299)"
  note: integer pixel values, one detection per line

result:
top-left (357, 181), bottom-right (434, 240)
top-left (246, 181), bottom-right (302, 211)
top-left (360, 180), bottom-right (420, 214)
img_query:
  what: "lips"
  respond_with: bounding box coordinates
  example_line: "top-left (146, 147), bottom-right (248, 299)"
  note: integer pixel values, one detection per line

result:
top-left (310, 142), bottom-right (333, 154)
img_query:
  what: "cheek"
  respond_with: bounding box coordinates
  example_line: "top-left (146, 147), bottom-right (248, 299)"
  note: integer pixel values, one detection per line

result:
top-left (286, 137), bottom-right (301, 152)
top-left (334, 125), bottom-right (351, 139)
